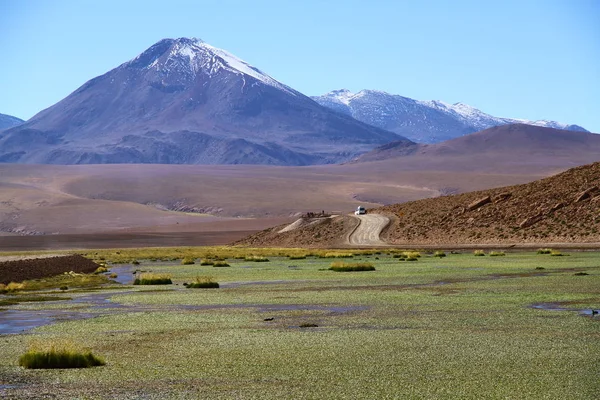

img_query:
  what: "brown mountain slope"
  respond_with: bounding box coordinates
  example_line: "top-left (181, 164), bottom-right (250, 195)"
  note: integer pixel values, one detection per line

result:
top-left (353, 124), bottom-right (600, 166)
top-left (379, 162), bottom-right (600, 245)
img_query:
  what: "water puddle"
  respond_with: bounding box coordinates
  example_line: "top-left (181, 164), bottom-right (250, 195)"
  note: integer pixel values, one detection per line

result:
top-left (0, 282), bottom-right (367, 335)
top-left (530, 302), bottom-right (598, 317)
top-left (105, 265), bottom-right (136, 285)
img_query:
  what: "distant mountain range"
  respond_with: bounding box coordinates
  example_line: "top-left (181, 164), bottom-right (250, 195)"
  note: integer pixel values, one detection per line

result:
top-left (312, 89), bottom-right (588, 143)
top-left (0, 114), bottom-right (24, 130)
top-left (0, 38), bottom-right (590, 166)
top-left (0, 38), bottom-right (404, 165)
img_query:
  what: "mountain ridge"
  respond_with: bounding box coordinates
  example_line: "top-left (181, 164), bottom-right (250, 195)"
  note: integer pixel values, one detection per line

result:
top-left (0, 114), bottom-right (24, 131)
top-left (312, 89), bottom-right (588, 143)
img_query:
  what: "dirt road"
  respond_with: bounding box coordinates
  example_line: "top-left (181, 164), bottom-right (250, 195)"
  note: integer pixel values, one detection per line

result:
top-left (347, 214), bottom-right (390, 246)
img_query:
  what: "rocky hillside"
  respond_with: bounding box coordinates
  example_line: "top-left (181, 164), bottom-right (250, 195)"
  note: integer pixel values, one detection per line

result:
top-left (0, 38), bottom-right (406, 166)
top-left (379, 162), bottom-right (600, 245)
top-left (313, 89), bottom-right (588, 143)
top-left (235, 162), bottom-right (600, 247)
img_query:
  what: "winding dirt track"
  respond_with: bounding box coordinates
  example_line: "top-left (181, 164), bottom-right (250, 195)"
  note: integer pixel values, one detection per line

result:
top-left (347, 214), bottom-right (390, 246)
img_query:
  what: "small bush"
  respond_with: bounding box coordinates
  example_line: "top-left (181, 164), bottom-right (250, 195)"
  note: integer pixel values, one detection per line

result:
top-left (19, 341), bottom-right (105, 369)
top-left (245, 256), bottom-right (269, 262)
top-left (537, 248), bottom-right (553, 254)
top-left (200, 259), bottom-right (214, 266)
top-left (133, 273), bottom-right (172, 285)
top-left (433, 251), bottom-right (447, 258)
top-left (329, 262), bottom-right (375, 272)
top-left (181, 257), bottom-right (195, 265)
top-left (489, 251), bottom-right (506, 257)
top-left (186, 276), bottom-right (219, 289)
top-left (473, 250), bottom-right (486, 256)
top-left (212, 261), bottom-right (230, 267)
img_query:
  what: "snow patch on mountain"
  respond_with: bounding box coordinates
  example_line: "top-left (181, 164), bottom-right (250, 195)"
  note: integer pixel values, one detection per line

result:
top-left (129, 38), bottom-right (298, 96)
top-left (313, 89), bottom-right (588, 143)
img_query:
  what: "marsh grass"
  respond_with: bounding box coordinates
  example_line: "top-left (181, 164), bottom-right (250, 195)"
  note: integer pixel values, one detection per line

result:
top-left (329, 262), bottom-right (375, 272)
top-left (133, 273), bottom-right (172, 285)
top-left (550, 250), bottom-right (568, 257)
top-left (299, 323), bottom-right (319, 328)
top-left (212, 261), bottom-right (230, 267)
top-left (186, 276), bottom-right (219, 289)
top-left (19, 339), bottom-right (105, 369)
top-left (321, 252), bottom-right (354, 258)
top-left (245, 256), bottom-right (270, 262)
top-left (2, 274), bottom-right (108, 292)
top-left (0, 282), bottom-right (25, 293)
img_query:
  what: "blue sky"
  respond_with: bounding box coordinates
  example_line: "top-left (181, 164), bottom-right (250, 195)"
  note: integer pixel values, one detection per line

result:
top-left (1, 0), bottom-right (599, 131)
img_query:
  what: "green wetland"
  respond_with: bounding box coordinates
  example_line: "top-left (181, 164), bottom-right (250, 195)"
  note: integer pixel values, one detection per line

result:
top-left (0, 249), bottom-right (599, 399)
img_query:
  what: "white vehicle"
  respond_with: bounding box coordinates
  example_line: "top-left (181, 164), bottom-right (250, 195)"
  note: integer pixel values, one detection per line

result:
top-left (354, 206), bottom-right (366, 215)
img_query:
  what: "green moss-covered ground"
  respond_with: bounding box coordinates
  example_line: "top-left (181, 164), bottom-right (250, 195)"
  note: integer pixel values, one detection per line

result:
top-left (0, 250), bottom-right (598, 399)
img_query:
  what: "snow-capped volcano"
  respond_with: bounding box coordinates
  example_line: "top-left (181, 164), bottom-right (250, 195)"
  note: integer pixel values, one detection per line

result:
top-left (313, 89), bottom-right (588, 143)
top-left (0, 38), bottom-right (406, 165)
top-left (126, 38), bottom-right (299, 96)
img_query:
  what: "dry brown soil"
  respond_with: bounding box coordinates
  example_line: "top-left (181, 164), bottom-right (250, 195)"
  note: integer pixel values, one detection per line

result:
top-left (0, 255), bottom-right (100, 284)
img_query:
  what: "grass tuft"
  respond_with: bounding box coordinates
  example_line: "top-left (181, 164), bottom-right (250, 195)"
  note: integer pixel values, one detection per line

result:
top-left (473, 250), bottom-right (486, 256)
top-left (489, 251), bottom-right (506, 257)
top-left (537, 248), bottom-right (553, 254)
top-left (433, 251), bottom-right (447, 258)
top-left (245, 255), bottom-right (270, 262)
top-left (186, 276), bottom-right (219, 289)
top-left (329, 262), bottom-right (375, 272)
top-left (212, 261), bottom-right (230, 267)
top-left (133, 273), bottom-right (172, 285)
top-left (19, 340), bottom-right (105, 369)
top-left (181, 257), bottom-right (195, 265)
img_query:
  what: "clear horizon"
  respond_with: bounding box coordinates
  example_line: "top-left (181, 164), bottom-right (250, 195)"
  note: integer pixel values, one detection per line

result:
top-left (1, 0), bottom-right (599, 132)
